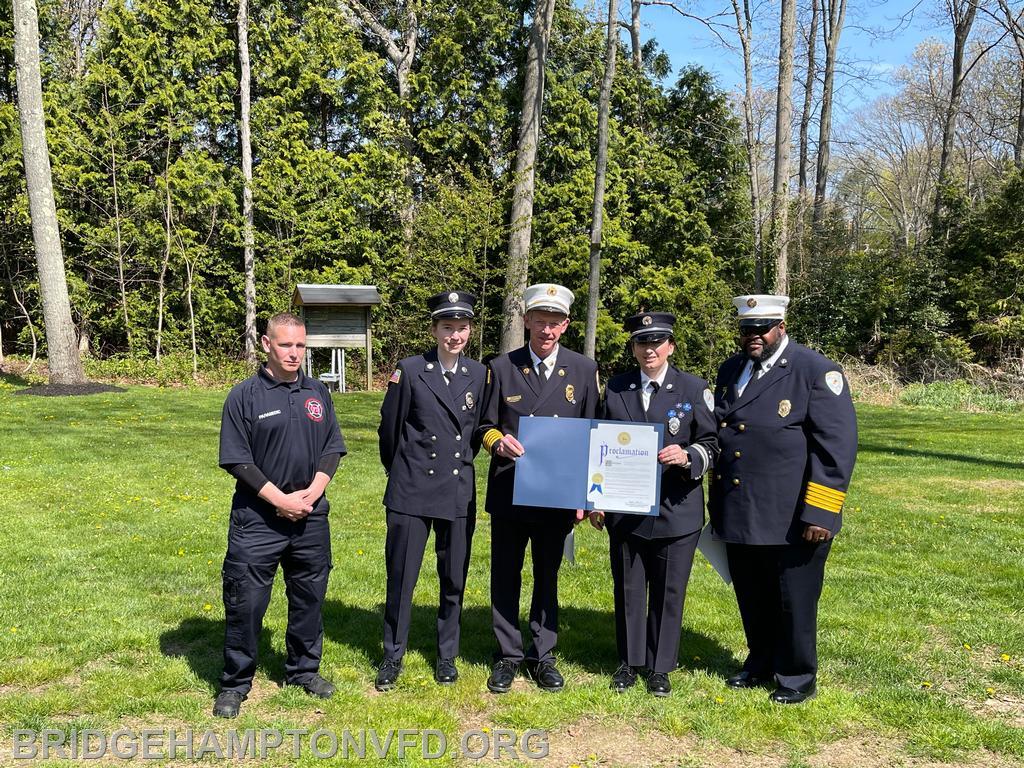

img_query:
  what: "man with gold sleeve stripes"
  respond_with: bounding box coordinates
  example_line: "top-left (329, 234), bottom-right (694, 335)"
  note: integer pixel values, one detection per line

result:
top-left (709, 294), bottom-right (857, 705)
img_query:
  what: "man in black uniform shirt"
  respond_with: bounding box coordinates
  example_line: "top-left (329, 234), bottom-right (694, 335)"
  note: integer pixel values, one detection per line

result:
top-left (591, 312), bottom-right (718, 696)
top-left (374, 291), bottom-right (487, 691)
top-left (213, 312), bottom-right (347, 718)
top-left (710, 295), bottom-right (857, 704)
top-left (476, 283), bottom-right (600, 693)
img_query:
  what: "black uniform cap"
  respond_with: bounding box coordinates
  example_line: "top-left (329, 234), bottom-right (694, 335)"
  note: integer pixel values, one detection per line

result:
top-left (428, 290), bottom-right (477, 319)
top-left (625, 311), bottom-right (675, 342)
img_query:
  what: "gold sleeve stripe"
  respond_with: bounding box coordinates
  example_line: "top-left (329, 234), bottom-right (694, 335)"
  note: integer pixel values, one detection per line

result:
top-left (482, 429), bottom-right (504, 454)
top-left (806, 482), bottom-right (846, 503)
top-left (804, 483), bottom-right (846, 513)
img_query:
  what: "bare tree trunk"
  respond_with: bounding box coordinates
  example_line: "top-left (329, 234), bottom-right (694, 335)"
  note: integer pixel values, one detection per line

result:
top-left (585, 0), bottom-right (620, 360)
top-left (997, 0), bottom-right (1024, 165)
top-left (13, 0), bottom-right (86, 385)
top-left (932, 0), bottom-right (979, 230)
top-left (629, 0), bottom-right (642, 68)
top-left (341, 0), bottom-right (418, 241)
top-left (796, 0), bottom-right (819, 280)
top-left (238, 0), bottom-right (258, 363)
top-left (500, 0), bottom-right (556, 353)
top-left (770, 0), bottom-right (797, 295)
top-left (812, 0), bottom-right (847, 232)
top-left (730, 0), bottom-right (763, 289)
top-left (156, 133), bottom-right (172, 363)
top-left (184, 256), bottom-right (198, 377)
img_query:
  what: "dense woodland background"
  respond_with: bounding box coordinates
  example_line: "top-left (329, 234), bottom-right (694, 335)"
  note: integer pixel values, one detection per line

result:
top-left (0, 0), bottom-right (1022, 383)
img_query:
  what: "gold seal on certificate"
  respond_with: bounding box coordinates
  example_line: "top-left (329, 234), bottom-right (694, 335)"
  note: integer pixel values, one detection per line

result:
top-left (586, 422), bottom-right (661, 514)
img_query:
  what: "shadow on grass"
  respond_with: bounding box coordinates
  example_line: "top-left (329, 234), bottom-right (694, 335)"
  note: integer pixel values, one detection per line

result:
top-left (323, 601), bottom-right (737, 677)
top-left (859, 443), bottom-right (1024, 471)
top-left (159, 619), bottom-right (286, 691)
top-left (0, 369), bottom-right (33, 388)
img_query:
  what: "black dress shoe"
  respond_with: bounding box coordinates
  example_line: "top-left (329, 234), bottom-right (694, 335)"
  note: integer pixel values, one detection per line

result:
top-left (212, 690), bottom-right (246, 718)
top-left (726, 670), bottom-right (772, 689)
top-left (297, 674), bottom-right (335, 699)
top-left (609, 663), bottom-right (637, 692)
top-left (525, 660), bottom-right (565, 692)
top-left (435, 658), bottom-right (458, 685)
top-left (646, 672), bottom-right (671, 697)
top-left (375, 659), bottom-right (402, 692)
top-left (487, 659), bottom-right (519, 694)
top-left (770, 684), bottom-right (816, 704)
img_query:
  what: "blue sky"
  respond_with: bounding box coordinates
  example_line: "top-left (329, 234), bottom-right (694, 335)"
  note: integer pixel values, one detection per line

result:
top-left (628, 0), bottom-right (942, 121)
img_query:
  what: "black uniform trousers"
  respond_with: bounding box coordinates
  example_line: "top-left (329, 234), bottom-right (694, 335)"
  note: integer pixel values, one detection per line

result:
top-left (609, 528), bottom-right (700, 674)
top-left (383, 510), bottom-right (474, 661)
top-left (490, 514), bottom-right (574, 665)
top-left (726, 539), bottom-right (831, 692)
top-left (220, 509), bottom-right (332, 694)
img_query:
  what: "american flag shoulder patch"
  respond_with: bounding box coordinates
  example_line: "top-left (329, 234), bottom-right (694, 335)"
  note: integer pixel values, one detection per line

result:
top-left (389, 369), bottom-right (402, 384)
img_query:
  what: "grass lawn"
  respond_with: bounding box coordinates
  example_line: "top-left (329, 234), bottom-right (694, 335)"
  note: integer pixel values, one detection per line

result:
top-left (0, 378), bottom-right (1022, 766)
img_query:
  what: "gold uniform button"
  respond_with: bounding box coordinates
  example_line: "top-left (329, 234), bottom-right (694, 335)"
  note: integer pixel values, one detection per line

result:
top-left (720, 421), bottom-right (727, 428)
top-left (430, 452), bottom-right (436, 459)
top-left (734, 451), bottom-right (741, 458)
top-left (455, 435), bottom-right (462, 441)
top-left (452, 469), bottom-right (459, 476)
top-left (454, 452), bottom-right (461, 458)
top-left (738, 424), bottom-right (746, 432)
top-left (715, 474), bottom-right (722, 480)
top-left (732, 478), bottom-right (740, 486)
top-left (431, 435), bottom-right (437, 441)
top-left (428, 469), bottom-right (434, 475)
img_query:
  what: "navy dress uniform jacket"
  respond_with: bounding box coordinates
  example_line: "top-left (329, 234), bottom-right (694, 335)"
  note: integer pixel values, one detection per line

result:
top-left (476, 345), bottom-right (600, 521)
top-left (601, 366), bottom-right (718, 539)
top-left (709, 341), bottom-right (858, 545)
top-left (378, 349), bottom-right (487, 520)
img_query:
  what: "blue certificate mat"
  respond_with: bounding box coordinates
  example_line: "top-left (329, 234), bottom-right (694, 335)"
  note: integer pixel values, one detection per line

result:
top-left (512, 416), bottom-right (664, 515)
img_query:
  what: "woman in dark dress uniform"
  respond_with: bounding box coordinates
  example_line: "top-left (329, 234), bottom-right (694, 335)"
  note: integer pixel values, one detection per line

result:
top-left (374, 291), bottom-right (487, 690)
top-left (592, 312), bottom-right (718, 696)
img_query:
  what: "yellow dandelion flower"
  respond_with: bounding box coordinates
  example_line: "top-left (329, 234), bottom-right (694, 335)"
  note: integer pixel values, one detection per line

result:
top-left (963, 643), bottom-right (972, 650)
top-left (177, 549), bottom-right (185, 556)
top-left (481, 727), bottom-right (490, 733)
top-left (357, 549), bottom-right (364, 555)
top-left (203, 603), bottom-right (213, 612)
top-left (1000, 653), bottom-right (1011, 662)
top-left (588, 753), bottom-right (597, 761)
top-left (986, 687), bottom-right (995, 695)
top-left (10, 626), bottom-right (17, 633)
top-left (921, 681), bottom-right (932, 688)
top-left (714, 696), bottom-right (724, 703)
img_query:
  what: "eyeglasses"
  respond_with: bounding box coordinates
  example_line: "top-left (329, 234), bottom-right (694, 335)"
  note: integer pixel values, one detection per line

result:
top-left (739, 321), bottom-right (781, 337)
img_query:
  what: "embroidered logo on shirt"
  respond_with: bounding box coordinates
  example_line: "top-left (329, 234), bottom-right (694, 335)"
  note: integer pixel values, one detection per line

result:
top-left (258, 409), bottom-right (282, 420)
top-left (304, 398), bottom-right (325, 422)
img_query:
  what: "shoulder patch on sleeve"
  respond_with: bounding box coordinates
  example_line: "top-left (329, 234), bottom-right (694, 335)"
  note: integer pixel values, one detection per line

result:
top-left (389, 369), bottom-right (402, 385)
top-left (703, 388), bottom-right (715, 411)
top-left (824, 370), bottom-right (844, 395)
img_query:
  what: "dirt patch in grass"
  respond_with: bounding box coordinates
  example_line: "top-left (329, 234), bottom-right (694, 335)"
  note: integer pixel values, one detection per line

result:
top-left (535, 723), bottom-right (1020, 768)
top-left (12, 383), bottom-right (126, 397)
top-left (972, 694), bottom-right (1024, 729)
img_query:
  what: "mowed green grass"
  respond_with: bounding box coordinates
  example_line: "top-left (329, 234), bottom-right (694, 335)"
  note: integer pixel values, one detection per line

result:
top-left (0, 381), bottom-right (1022, 766)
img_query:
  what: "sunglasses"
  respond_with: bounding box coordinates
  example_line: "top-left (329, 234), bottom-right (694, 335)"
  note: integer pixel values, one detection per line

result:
top-left (739, 320), bottom-right (782, 337)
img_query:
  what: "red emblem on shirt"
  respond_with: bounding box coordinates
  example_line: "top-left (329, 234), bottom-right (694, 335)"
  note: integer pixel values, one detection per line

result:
top-left (304, 398), bottom-right (324, 422)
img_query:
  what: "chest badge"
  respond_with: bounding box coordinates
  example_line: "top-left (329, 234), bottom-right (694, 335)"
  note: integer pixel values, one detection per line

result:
top-left (778, 399), bottom-right (791, 418)
top-left (465, 391), bottom-right (474, 409)
top-left (304, 398), bottom-right (325, 422)
top-left (506, 394), bottom-right (522, 403)
top-left (565, 384), bottom-right (575, 404)
top-left (668, 416), bottom-right (681, 435)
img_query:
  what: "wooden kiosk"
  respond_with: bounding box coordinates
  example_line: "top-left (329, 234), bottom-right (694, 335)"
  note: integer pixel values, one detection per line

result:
top-left (291, 284), bottom-right (381, 392)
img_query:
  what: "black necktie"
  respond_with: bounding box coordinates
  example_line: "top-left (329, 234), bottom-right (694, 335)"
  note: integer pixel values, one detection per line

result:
top-left (538, 364), bottom-right (549, 383)
top-left (443, 371), bottom-right (453, 386)
top-left (645, 381), bottom-right (659, 414)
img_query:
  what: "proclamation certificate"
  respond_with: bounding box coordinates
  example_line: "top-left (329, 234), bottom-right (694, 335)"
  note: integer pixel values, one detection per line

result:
top-left (513, 417), bottom-right (663, 515)
top-left (585, 423), bottom-right (661, 514)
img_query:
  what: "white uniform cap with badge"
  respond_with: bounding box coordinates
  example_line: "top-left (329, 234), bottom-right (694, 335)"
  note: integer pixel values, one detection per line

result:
top-left (732, 294), bottom-right (789, 326)
top-left (524, 283), bottom-right (574, 316)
